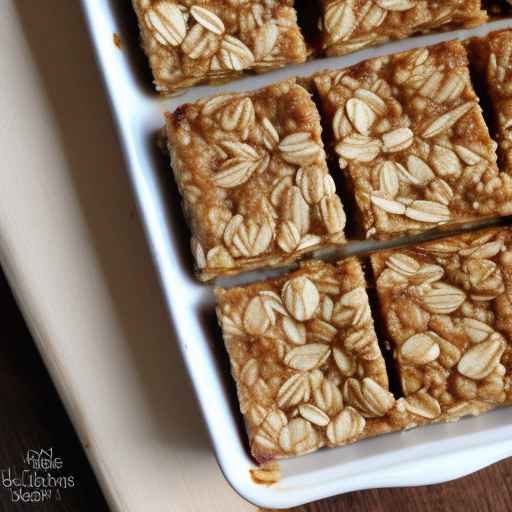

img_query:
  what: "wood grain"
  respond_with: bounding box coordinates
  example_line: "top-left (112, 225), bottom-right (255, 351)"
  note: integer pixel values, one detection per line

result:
top-left (0, 268), bottom-right (109, 512)
top-left (288, 461), bottom-right (512, 512)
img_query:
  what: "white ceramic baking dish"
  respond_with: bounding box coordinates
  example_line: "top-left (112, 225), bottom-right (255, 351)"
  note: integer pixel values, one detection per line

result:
top-left (81, 1), bottom-right (512, 508)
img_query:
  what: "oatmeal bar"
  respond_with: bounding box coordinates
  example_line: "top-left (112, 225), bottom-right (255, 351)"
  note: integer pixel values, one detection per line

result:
top-left (318, 1), bottom-right (487, 57)
top-left (166, 79), bottom-right (347, 281)
top-left (371, 228), bottom-right (512, 423)
top-left (470, 29), bottom-right (512, 173)
top-left (215, 258), bottom-right (416, 462)
top-left (132, 0), bottom-right (307, 94)
top-left (314, 40), bottom-right (512, 239)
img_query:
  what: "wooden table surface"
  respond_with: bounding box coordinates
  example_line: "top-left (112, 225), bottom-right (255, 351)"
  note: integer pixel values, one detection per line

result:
top-left (2, 261), bottom-right (511, 511)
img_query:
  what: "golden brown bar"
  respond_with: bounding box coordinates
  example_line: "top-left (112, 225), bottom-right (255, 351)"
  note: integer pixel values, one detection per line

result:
top-left (371, 228), bottom-right (512, 422)
top-left (166, 79), bottom-right (347, 281)
top-left (470, 29), bottom-right (512, 173)
top-left (314, 40), bottom-right (512, 239)
top-left (318, 0), bottom-right (487, 57)
top-left (215, 258), bottom-right (417, 463)
top-left (132, 0), bottom-right (307, 94)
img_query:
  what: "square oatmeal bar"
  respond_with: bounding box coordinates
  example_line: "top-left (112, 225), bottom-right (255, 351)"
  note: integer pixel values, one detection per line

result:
top-left (371, 228), bottom-right (512, 423)
top-left (166, 79), bottom-right (347, 281)
top-left (470, 29), bottom-right (512, 173)
top-left (318, 0), bottom-right (487, 57)
top-left (132, 0), bottom-right (307, 94)
top-left (314, 40), bottom-right (512, 239)
top-left (215, 258), bottom-right (414, 462)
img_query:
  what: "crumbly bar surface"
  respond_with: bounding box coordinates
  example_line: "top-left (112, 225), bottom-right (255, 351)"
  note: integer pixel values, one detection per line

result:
top-left (318, 0), bottom-right (487, 57)
top-left (132, 0), bottom-right (307, 94)
top-left (372, 228), bottom-right (512, 423)
top-left (215, 258), bottom-right (417, 463)
top-left (470, 29), bottom-right (512, 172)
top-left (314, 40), bottom-right (512, 239)
top-left (166, 79), bottom-right (347, 281)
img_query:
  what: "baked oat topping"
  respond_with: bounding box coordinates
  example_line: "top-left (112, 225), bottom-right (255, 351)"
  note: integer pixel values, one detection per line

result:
top-left (315, 40), bottom-right (512, 239)
top-left (132, 0), bottom-right (307, 93)
top-left (216, 259), bottom-right (385, 461)
top-left (167, 80), bottom-right (347, 280)
top-left (372, 228), bottom-right (512, 422)
top-left (215, 258), bottom-right (433, 463)
top-left (318, 0), bottom-right (487, 57)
